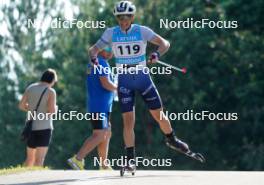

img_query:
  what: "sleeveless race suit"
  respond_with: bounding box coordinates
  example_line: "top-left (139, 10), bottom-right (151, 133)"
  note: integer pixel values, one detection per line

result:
top-left (95, 24), bottom-right (162, 112)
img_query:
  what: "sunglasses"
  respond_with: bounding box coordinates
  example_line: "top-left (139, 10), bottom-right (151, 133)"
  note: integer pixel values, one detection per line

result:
top-left (116, 14), bottom-right (133, 21)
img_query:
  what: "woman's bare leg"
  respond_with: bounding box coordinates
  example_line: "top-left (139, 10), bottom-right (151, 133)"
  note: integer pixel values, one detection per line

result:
top-left (35, 147), bottom-right (49, 166)
top-left (24, 147), bottom-right (36, 167)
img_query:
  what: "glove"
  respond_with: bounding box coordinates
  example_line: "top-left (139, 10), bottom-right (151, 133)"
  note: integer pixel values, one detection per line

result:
top-left (148, 51), bottom-right (160, 64)
top-left (90, 56), bottom-right (99, 66)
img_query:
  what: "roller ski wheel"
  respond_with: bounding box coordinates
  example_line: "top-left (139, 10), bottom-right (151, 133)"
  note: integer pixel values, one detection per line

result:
top-left (120, 167), bottom-right (125, 177)
top-left (120, 165), bottom-right (136, 177)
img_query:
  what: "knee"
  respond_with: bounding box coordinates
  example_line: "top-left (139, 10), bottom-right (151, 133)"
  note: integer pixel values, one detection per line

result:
top-left (107, 130), bottom-right (112, 139)
top-left (93, 131), bottom-right (108, 142)
top-left (151, 108), bottom-right (169, 122)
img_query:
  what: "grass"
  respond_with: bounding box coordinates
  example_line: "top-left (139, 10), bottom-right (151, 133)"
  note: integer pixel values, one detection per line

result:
top-left (0, 165), bottom-right (49, 176)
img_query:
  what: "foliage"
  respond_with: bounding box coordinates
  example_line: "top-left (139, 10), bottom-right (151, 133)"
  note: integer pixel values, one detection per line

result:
top-left (0, 0), bottom-right (263, 170)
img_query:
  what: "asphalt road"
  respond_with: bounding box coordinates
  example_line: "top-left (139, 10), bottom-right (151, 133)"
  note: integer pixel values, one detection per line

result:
top-left (1, 170), bottom-right (264, 185)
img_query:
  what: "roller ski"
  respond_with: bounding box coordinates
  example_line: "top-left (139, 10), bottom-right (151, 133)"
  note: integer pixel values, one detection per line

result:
top-left (184, 150), bottom-right (205, 163)
top-left (120, 164), bottom-right (136, 177)
top-left (165, 132), bottom-right (206, 163)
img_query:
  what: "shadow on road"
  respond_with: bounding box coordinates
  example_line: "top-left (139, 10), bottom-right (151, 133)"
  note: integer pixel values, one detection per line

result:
top-left (81, 173), bottom-right (192, 181)
top-left (1, 173), bottom-right (192, 185)
top-left (1, 179), bottom-right (79, 185)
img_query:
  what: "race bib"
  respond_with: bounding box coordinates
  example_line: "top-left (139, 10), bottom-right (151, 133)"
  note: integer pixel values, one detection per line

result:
top-left (112, 41), bottom-right (144, 58)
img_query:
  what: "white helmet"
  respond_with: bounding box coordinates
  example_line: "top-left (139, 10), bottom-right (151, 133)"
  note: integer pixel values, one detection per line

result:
top-left (113, 1), bottom-right (136, 16)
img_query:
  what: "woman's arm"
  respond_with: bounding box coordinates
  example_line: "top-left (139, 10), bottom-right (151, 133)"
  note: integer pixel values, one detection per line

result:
top-left (19, 91), bottom-right (29, 112)
top-left (47, 89), bottom-right (57, 114)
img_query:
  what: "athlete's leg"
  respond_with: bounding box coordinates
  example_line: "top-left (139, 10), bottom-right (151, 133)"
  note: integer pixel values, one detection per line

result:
top-left (77, 129), bottom-right (107, 160)
top-left (139, 71), bottom-right (189, 153)
top-left (149, 107), bottom-right (189, 153)
top-left (122, 111), bottom-right (135, 147)
top-left (24, 147), bottom-right (36, 167)
top-left (149, 108), bottom-right (172, 134)
top-left (149, 106), bottom-right (190, 153)
top-left (118, 73), bottom-right (137, 164)
top-left (96, 113), bottom-right (112, 168)
top-left (137, 71), bottom-right (172, 133)
top-left (97, 127), bottom-right (112, 168)
top-left (76, 113), bottom-right (109, 160)
top-left (68, 129), bottom-right (107, 170)
top-left (68, 113), bottom-right (110, 170)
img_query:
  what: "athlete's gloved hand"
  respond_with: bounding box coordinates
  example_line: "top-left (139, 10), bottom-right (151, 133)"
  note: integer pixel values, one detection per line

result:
top-left (148, 51), bottom-right (160, 64)
top-left (90, 56), bottom-right (99, 66)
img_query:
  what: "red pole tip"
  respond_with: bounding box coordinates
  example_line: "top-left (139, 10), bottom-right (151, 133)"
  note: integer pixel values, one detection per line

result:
top-left (182, 67), bottom-right (187, 74)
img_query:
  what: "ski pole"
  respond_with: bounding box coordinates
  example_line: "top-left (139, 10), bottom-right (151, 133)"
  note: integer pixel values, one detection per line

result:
top-left (157, 60), bottom-right (187, 74)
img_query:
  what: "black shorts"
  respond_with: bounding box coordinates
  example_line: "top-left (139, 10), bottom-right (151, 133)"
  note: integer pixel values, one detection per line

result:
top-left (27, 129), bottom-right (52, 148)
top-left (91, 112), bottom-right (111, 130)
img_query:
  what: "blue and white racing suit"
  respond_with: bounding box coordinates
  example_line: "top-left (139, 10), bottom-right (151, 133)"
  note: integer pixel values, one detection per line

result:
top-left (95, 24), bottom-right (162, 113)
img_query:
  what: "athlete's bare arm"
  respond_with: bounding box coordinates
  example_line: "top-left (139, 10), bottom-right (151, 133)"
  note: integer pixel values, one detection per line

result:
top-left (88, 45), bottom-right (100, 59)
top-left (149, 34), bottom-right (170, 56)
top-left (99, 76), bottom-right (117, 92)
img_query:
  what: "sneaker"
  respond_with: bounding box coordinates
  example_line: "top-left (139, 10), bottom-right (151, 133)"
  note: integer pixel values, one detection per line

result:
top-left (165, 136), bottom-right (189, 153)
top-left (67, 155), bottom-right (85, 170)
top-left (99, 165), bottom-right (113, 171)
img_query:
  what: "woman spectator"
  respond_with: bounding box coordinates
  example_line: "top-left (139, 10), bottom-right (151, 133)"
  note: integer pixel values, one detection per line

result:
top-left (19, 68), bottom-right (57, 167)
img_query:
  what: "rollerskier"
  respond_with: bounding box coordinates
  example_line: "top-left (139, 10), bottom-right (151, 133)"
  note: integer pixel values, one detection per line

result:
top-left (88, 0), bottom-right (205, 175)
